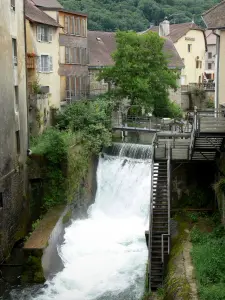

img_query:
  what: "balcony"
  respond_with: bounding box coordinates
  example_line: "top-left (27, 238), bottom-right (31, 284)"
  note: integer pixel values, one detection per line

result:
top-left (27, 53), bottom-right (37, 69)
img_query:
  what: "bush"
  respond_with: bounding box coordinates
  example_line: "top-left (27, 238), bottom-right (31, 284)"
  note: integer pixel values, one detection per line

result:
top-left (191, 226), bottom-right (225, 299)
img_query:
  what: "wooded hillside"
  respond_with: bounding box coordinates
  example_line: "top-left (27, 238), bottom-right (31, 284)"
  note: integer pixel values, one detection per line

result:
top-left (59, 0), bottom-right (219, 31)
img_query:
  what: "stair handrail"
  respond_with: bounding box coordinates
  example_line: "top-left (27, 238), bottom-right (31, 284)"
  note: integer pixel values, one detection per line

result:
top-left (148, 133), bottom-right (157, 290)
top-left (161, 144), bottom-right (171, 265)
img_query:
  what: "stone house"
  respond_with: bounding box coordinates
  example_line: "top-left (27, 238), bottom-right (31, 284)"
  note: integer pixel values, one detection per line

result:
top-left (88, 30), bottom-right (184, 105)
top-left (146, 21), bottom-right (207, 86)
top-left (0, 0), bottom-right (28, 262)
top-left (202, 1), bottom-right (225, 108)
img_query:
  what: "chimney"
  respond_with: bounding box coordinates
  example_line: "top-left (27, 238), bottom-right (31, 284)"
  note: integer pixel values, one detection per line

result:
top-left (159, 17), bottom-right (170, 37)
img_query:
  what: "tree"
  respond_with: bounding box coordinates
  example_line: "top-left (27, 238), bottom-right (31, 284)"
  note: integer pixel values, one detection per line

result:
top-left (99, 30), bottom-right (178, 113)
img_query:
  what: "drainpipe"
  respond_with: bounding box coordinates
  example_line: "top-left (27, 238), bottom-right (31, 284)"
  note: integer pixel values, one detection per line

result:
top-left (213, 30), bottom-right (220, 112)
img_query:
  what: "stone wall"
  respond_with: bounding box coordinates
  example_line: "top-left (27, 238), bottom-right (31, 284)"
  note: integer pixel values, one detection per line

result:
top-left (181, 90), bottom-right (215, 111)
top-left (0, 0), bottom-right (28, 262)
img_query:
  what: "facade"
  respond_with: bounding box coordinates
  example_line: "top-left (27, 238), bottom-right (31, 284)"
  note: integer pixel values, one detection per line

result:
top-left (58, 9), bottom-right (89, 104)
top-left (204, 30), bottom-right (216, 81)
top-left (0, 0), bottom-right (28, 261)
top-left (88, 30), bottom-right (184, 105)
top-left (147, 21), bottom-right (207, 86)
top-left (31, 0), bottom-right (89, 104)
top-left (202, 1), bottom-right (225, 107)
top-left (25, 0), bottom-right (61, 134)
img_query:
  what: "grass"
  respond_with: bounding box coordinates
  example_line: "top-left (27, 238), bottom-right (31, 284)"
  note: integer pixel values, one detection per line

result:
top-left (191, 218), bottom-right (225, 300)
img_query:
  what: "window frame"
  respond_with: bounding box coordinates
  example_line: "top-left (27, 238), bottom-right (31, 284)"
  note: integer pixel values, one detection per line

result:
top-left (208, 63), bottom-right (212, 70)
top-left (37, 25), bottom-right (53, 43)
top-left (38, 54), bottom-right (53, 73)
top-left (208, 52), bottom-right (212, 59)
top-left (12, 38), bottom-right (17, 66)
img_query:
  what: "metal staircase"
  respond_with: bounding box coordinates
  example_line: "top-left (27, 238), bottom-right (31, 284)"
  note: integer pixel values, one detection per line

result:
top-left (148, 144), bottom-right (171, 290)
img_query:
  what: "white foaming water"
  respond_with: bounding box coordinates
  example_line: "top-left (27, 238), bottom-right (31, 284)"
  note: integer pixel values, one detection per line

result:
top-left (12, 154), bottom-right (151, 300)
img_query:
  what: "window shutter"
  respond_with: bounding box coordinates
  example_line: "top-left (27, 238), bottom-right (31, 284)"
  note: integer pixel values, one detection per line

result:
top-left (72, 17), bottom-right (75, 34)
top-left (37, 26), bottom-right (42, 41)
top-left (48, 27), bottom-right (53, 42)
top-left (65, 47), bottom-right (69, 63)
top-left (49, 56), bottom-right (53, 72)
top-left (74, 47), bottom-right (76, 64)
top-left (68, 16), bottom-right (70, 34)
top-left (37, 56), bottom-right (41, 72)
top-left (64, 16), bottom-right (68, 33)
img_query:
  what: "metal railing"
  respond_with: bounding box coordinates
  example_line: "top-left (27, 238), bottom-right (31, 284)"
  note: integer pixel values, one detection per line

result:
top-left (148, 133), bottom-right (157, 290)
top-left (161, 144), bottom-right (171, 265)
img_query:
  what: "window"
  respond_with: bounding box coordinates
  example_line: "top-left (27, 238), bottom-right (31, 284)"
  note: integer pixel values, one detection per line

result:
top-left (71, 16), bottom-right (75, 34)
top-left (11, 0), bottom-right (15, 10)
top-left (208, 63), bottom-right (212, 70)
top-left (66, 76), bottom-right (88, 101)
top-left (12, 38), bottom-right (17, 66)
top-left (188, 44), bottom-right (192, 53)
top-left (208, 52), bottom-right (212, 59)
top-left (37, 25), bottom-right (53, 42)
top-left (38, 55), bottom-right (53, 72)
top-left (16, 131), bottom-right (20, 154)
top-left (14, 86), bottom-right (19, 111)
top-left (0, 193), bottom-right (3, 208)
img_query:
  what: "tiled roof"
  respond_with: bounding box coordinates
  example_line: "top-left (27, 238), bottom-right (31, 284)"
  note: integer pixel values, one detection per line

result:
top-left (146, 22), bottom-right (202, 43)
top-left (88, 31), bottom-right (116, 67)
top-left (202, 0), bottom-right (225, 29)
top-left (25, 0), bottom-right (61, 27)
top-left (88, 31), bottom-right (184, 69)
top-left (32, 0), bottom-right (63, 9)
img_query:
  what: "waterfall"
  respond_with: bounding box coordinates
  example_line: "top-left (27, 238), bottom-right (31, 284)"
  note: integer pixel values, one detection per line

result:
top-left (8, 144), bottom-right (152, 300)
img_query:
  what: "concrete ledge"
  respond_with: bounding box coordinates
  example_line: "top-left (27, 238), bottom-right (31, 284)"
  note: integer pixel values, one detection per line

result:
top-left (24, 205), bottom-right (66, 250)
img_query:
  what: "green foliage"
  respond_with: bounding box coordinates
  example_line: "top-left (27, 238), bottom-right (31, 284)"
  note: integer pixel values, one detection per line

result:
top-left (99, 31), bottom-right (178, 113)
top-left (59, 0), bottom-right (220, 32)
top-left (191, 226), bottom-right (225, 300)
top-left (180, 187), bottom-right (212, 209)
top-left (56, 98), bottom-right (113, 153)
top-left (154, 100), bottom-right (183, 118)
top-left (30, 98), bottom-right (112, 210)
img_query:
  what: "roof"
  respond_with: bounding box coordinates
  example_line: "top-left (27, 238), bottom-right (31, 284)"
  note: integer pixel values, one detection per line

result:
top-left (25, 0), bottom-right (61, 27)
top-left (202, 0), bottom-right (225, 29)
top-left (88, 31), bottom-right (116, 67)
top-left (58, 8), bottom-right (87, 17)
top-left (32, 0), bottom-right (63, 9)
top-left (147, 22), bottom-right (202, 43)
top-left (88, 31), bottom-right (184, 69)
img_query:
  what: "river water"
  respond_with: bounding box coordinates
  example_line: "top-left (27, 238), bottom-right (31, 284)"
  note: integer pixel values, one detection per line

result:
top-left (6, 148), bottom-right (151, 300)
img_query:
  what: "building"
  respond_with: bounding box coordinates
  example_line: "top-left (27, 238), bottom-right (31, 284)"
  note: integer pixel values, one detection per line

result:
top-left (30, 0), bottom-right (89, 104)
top-left (202, 1), bottom-right (225, 107)
top-left (25, 0), bottom-right (61, 134)
top-left (58, 9), bottom-right (89, 104)
top-left (0, 0), bottom-right (28, 262)
top-left (88, 31), bottom-right (116, 97)
top-left (88, 30), bottom-right (184, 105)
top-left (204, 30), bottom-right (216, 81)
top-left (146, 21), bottom-right (207, 86)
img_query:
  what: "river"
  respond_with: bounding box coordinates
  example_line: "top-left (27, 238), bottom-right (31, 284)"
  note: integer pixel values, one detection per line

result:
top-left (5, 145), bottom-right (151, 300)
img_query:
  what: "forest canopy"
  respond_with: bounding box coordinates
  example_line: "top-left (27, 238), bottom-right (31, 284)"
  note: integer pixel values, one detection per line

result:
top-left (59, 0), bottom-right (219, 32)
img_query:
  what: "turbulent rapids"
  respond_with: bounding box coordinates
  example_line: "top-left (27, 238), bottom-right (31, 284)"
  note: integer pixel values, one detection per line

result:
top-left (8, 143), bottom-right (152, 300)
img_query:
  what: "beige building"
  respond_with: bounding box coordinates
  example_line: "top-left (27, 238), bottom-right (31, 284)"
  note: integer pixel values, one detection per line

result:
top-left (148, 21), bottom-right (207, 86)
top-left (88, 31), bottom-right (184, 105)
top-left (202, 1), bottom-right (225, 107)
top-left (0, 0), bottom-right (28, 262)
top-left (32, 0), bottom-right (89, 104)
top-left (205, 30), bottom-right (216, 81)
